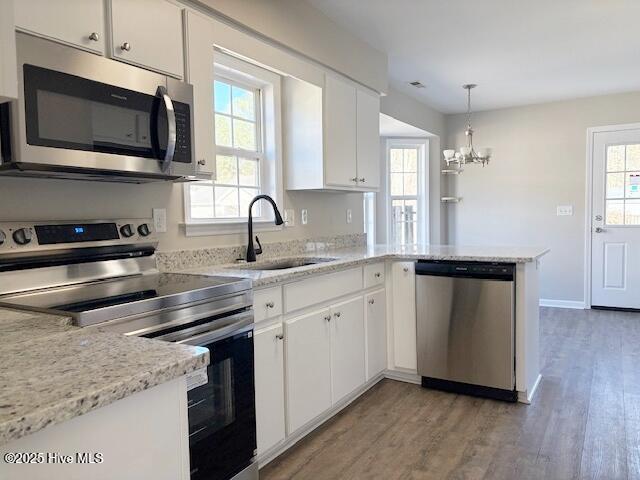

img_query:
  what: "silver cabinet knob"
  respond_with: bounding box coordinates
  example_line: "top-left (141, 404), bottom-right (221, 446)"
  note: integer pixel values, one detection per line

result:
top-left (368, 299), bottom-right (375, 305)
top-left (359, 178), bottom-right (366, 183)
top-left (324, 315), bottom-right (331, 322)
top-left (89, 32), bottom-right (100, 42)
top-left (595, 227), bottom-right (605, 233)
top-left (374, 272), bottom-right (381, 278)
top-left (350, 177), bottom-right (358, 182)
top-left (334, 312), bottom-right (341, 318)
top-left (275, 333), bottom-right (284, 340)
top-left (403, 267), bottom-right (409, 273)
top-left (197, 159), bottom-right (206, 166)
top-left (121, 42), bottom-right (131, 52)
top-left (266, 301), bottom-right (275, 308)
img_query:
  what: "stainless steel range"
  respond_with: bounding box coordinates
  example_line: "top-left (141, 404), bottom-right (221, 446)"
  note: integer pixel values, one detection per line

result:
top-left (0, 218), bottom-right (258, 480)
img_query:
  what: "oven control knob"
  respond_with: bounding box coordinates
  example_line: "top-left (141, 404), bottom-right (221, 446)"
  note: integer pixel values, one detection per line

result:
top-left (13, 228), bottom-right (33, 245)
top-left (119, 224), bottom-right (134, 238)
top-left (137, 223), bottom-right (151, 237)
top-left (0, 230), bottom-right (5, 245)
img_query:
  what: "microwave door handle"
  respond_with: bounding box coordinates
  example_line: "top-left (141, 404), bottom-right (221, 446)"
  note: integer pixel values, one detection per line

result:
top-left (156, 85), bottom-right (176, 172)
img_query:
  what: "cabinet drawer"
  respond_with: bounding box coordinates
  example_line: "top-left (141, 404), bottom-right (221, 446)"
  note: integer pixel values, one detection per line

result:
top-left (253, 286), bottom-right (283, 323)
top-left (284, 268), bottom-right (363, 313)
top-left (364, 262), bottom-right (385, 289)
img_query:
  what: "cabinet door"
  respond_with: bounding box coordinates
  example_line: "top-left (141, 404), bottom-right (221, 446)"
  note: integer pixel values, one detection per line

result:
top-left (330, 296), bottom-right (365, 403)
top-left (356, 88), bottom-right (381, 189)
top-left (184, 10), bottom-right (215, 177)
top-left (14, 0), bottom-right (105, 54)
top-left (365, 289), bottom-right (387, 380)
top-left (110, 0), bottom-right (184, 78)
top-left (391, 262), bottom-right (417, 371)
top-left (285, 308), bottom-right (332, 433)
top-left (323, 74), bottom-right (357, 188)
top-left (254, 323), bottom-right (286, 456)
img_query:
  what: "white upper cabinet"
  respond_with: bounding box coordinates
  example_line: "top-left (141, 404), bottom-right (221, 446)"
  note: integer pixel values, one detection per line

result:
top-left (109, 0), bottom-right (184, 78)
top-left (14, 0), bottom-right (106, 54)
top-left (284, 74), bottom-right (381, 192)
top-left (324, 74), bottom-right (357, 188)
top-left (356, 88), bottom-right (381, 189)
top-left (1, 0), bottom-right (17, 102)
top-left (183, 10), bottom-right (215, 177)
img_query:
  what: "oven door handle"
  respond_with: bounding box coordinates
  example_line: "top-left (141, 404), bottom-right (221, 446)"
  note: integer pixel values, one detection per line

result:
top-left (155, 85), bottom-right (176, 173)
top-left (174, 311), bottom-right (254, 346)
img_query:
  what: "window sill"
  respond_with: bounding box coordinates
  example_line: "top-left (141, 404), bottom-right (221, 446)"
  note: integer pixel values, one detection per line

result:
top-left (183, 220), bottom-right (284, 237)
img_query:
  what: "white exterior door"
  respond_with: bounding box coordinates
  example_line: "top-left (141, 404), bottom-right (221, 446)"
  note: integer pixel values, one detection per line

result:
top-left (591, 127), bottom-right (640, 308)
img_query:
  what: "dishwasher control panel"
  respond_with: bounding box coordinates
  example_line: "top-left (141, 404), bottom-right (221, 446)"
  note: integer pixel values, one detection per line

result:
top-left (415, 260), bottom-right (515, 280)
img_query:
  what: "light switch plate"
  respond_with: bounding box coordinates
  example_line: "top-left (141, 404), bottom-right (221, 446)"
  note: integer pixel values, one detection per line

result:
top-left (153, 208), bottom-right (167, 233)
top-left (301, 209), bottom-right (308, 225)
top-left (557, 205), bottom-right (573, 216)
top-left (346, 209), bottom-right (352, 224)
top-left (284, 209), bottom-right (295, 227)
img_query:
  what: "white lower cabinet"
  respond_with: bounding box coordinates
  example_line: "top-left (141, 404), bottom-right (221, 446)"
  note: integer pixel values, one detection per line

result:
top-left (390, 261), bottom-right (417, 371)
top-left (365, 289), bottom-right (387, 380)
top-left (284, 308), bottom-right (332, 434)
top-left (254, 323), bottom-right (286, 456)
top-left (330, 296), bottom-right (365, 403)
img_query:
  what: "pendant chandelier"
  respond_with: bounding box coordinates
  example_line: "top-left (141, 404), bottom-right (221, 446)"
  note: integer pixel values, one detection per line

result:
top-left (443, 84), bottom-right (492, 167)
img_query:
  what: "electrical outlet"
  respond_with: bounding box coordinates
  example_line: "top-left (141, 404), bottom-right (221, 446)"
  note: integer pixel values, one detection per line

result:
top-left (346, 209), bottom-right (352, 224)
top-left (557, 205), bottom-right (573, 216)
top-left (153, 208), bottom-right (167, 233)
top-left (284, 209), bottom-right (295, 227)
top-left (301, 209), bottom-right (308, 225)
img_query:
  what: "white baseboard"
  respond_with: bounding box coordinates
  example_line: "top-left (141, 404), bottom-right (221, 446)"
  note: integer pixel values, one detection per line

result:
top-left (539, 299), bottom-right (586, 309)
top-left (517, 374), bottom-right (542, 405)
top-left (383, 369), bottom-right (421, 385)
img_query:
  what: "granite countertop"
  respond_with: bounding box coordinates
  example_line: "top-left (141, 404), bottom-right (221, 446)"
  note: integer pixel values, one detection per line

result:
top-left (0, 308), bottom-right (209, 446)
top-left (177, 244), bottom-right (550, 288)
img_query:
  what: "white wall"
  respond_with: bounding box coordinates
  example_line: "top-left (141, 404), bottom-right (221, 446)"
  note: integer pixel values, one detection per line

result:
top-left (380, 87), bottom-right (446, 243)
top-left (445, 91), bottom-right (640, 303)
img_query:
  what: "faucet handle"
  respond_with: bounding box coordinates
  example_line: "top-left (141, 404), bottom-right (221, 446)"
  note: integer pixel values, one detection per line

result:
top-left (254, 236), bottom-right (263, 255)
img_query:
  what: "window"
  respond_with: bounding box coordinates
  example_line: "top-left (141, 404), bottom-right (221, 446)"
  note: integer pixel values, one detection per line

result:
top-left (385, 139), bottom-right (429, 246)
top-left (606, 144), bottom-right (640, 225)
top-left (185, 52), bottom-right (282, 235)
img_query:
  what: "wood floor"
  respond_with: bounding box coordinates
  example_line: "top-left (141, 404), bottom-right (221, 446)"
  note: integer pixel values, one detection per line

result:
top-left (260, 307), bottom-right (640, 480)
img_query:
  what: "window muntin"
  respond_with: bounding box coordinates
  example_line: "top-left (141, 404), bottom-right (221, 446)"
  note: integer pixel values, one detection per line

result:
top-left (389, 146), bottom-right (420, 245)
top-left (605, 144), bottom-right (640, 225)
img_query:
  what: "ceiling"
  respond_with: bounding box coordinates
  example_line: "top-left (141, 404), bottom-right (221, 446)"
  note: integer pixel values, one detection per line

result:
top-left (307, 0), bottom-right (640, 113)
top-left (379, 113), bottom-right (429, 137)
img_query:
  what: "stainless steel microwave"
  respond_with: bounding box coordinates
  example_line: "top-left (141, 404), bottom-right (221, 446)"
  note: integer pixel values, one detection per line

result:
top-left (0, 33), bottom-right (196, 183)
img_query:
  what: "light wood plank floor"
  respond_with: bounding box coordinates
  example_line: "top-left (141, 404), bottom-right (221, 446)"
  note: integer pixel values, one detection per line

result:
top-left (260, 307), bottom-right (640, 480)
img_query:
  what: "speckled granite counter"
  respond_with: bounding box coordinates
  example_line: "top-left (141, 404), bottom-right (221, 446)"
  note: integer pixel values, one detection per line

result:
top-left (0, 308), bottom-right (209, 446)
top-left (174, 244), bottom-right (550, 288)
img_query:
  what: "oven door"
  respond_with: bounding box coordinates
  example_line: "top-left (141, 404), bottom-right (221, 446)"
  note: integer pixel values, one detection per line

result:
top-left (3, 33), bottom-right (194, 180)
top-left (175, 317), bottom-right (257, 480)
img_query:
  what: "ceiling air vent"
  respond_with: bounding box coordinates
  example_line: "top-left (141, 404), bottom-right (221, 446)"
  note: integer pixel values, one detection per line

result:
top-left (409, 81), bottom-right (426, 89)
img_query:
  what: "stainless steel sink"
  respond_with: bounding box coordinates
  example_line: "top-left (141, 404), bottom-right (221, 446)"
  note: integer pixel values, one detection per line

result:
top-left (231, 257), bottom-right (338, 271)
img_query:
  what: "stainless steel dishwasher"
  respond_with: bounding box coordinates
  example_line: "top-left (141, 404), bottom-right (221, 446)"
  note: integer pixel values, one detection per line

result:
top-left (415, 260), bottom-right (517, 402)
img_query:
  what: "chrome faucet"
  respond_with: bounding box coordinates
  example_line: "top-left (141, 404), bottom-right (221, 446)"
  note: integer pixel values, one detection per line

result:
top-left (246, 194), bottom-right (284, 262)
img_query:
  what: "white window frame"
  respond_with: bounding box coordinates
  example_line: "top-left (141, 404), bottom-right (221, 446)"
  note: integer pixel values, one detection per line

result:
top-left (184, 52), bottom-right (283, 236)
top-left (385, 138), bottom-right (429, 246)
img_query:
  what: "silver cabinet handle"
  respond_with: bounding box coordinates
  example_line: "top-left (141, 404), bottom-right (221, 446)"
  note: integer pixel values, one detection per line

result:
top-left (275, 333), bottom-right (284, 340)
top-left (121, 42), bottom-right (131, 51)
top-left (155, 86), bottom-right (176, 172)
top-left (197, 159), bottom-right (206, 166)
top-left (334, 312), bottom-right (341, 318)
top-left (89, 32), bottom-right (100, 42)
top-left (368, 299), bottom-right (375, 305)
top-left (374, 272), bottom-right (381, 278)
top-left (324, 315), bottom-right (331, 322)
top-left (359, 177), bottom-right (366, 182)
top-left (595, 227), bottom-right (605, 233)
top-left (266, 301), bottom-right (275, 308)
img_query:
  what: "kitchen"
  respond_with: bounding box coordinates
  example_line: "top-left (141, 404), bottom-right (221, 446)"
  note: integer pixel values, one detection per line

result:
top-left (0, 1), bottom-right (638, 479)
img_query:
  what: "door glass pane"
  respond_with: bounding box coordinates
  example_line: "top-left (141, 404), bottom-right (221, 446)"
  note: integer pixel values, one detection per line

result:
top-left (215, 155), bottom-right (237, 184)
top-left (606, 200), bottom-right (624, 225)
top-left (232, 119), bottom-right (256, 150)
top-left (626, 172), bottom-right (640, 198)
top-left (607, 172), bottom-right (625, 198)
top-left (231, 86), bottom-right (255, 121)
top-left (607, 145), bottom-right (625, 172)
top-left (214, 186), bottom-right (239, 217)
top-left (626, 145), bottom-right (640, 170)
top-left (214, 81), bottom-right (231, 114)
top-left (625, 200), bottom-right (640, 225)
top-left (215, 114), bottom-right (232, 147)
top-left (238, 158), bottom-right (259, 186)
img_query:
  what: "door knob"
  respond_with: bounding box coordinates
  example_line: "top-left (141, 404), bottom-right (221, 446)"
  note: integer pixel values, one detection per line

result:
top-left (595, 227), bottom-right (605, 233)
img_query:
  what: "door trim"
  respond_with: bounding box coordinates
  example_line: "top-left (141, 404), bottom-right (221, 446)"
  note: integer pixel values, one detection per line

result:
top-left (584, 122), bottom-right (640, 309)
